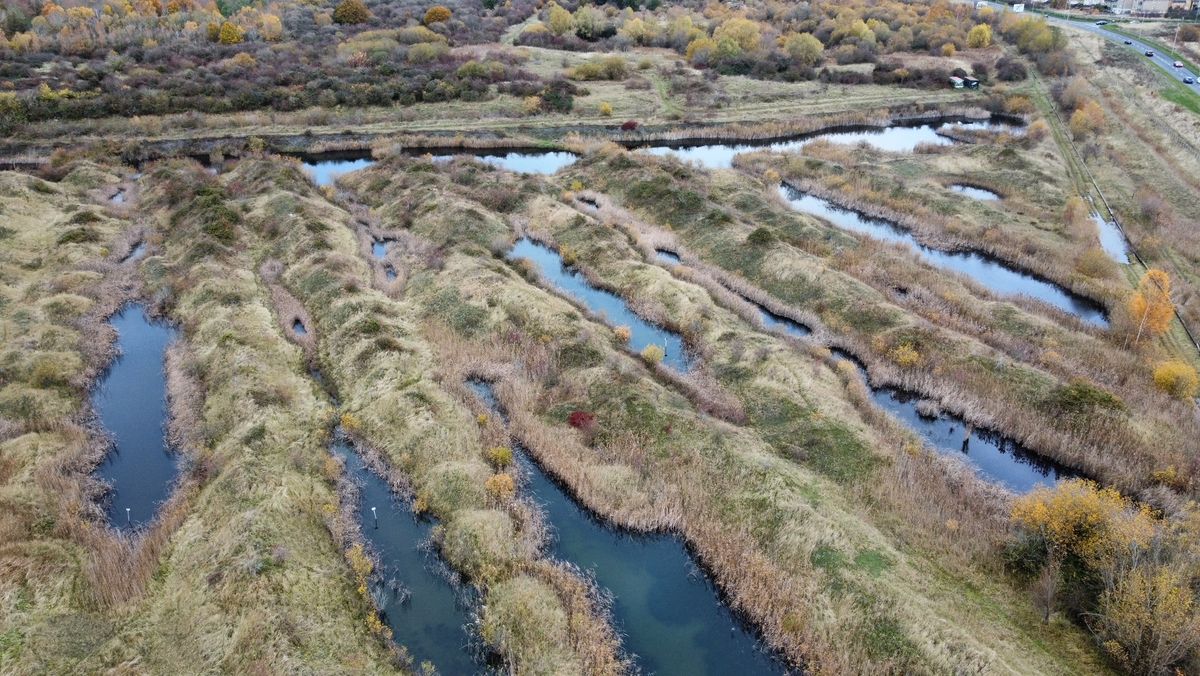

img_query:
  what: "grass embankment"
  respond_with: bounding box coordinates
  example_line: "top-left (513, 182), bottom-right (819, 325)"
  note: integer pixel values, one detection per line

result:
top-left (196, 157), bottom-right (625, 674)
top-left (0, 164), bottom-right (147, 673)
top-left (755, 136), bottom-right (1127, 309)
top-left (566, 147), bottom-right (1198, 496)
top-left (339, 154), bottom-right (1112, 673)
top-left (1053, 33), bottom-right (1200, 360)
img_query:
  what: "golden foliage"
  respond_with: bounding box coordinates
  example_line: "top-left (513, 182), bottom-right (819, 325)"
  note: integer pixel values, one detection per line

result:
top-left (640, 344), bottom-right (665, 365)
top-left (1127, 269), bottom-right (1174, 345)
top-left (966, 23), bottom-right (992, 48)
top-left (485, 473), bottom-right (516, 502)
top-left (424, 5), bottom-right (451, 24)
top-left (614, 325), bottom-right (631, 343)
top-left (1152, 360), bottom-right (1199, 399)
top-left (485, 446), bottom-right (513, 468)
top-left (1011, 479), bottom-right (1155, 571)
top-left (598, 101), bottom-right (613, 117)
top-left (1094, 565), bottom-right (1200, 674)
top-left (217, 21), bottom-right (244, 45)
top-left (888, 342), bottom-right (921, 368)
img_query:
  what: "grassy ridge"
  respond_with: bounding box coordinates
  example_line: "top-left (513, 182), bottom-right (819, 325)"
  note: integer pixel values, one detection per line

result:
top-left (338, 154), bottom-right (1111, 673)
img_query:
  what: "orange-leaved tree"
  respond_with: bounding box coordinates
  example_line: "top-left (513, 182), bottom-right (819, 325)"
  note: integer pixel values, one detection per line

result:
top-left (1126, 269), bottom-right (1173, 347)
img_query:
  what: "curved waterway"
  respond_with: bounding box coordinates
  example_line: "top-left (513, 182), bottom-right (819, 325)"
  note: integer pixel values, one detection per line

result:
top-left (93, 304), bottom-right (179, 528)
top-left (508, 238), bottom-right (692, 371)
top-left (329, 437), bottom-right (486, 674)
top-left (645, 250), bottom-right (1063, 492)
top-left (467, 380), bottom-right (791, 676)
top-left (830, 350), bottom-right (1071, 493)
top-left (637, 118), bottom-right (1022, 169)
top-left (295, 117), bottom-right (1022, 181)
top-left (778, 185), bottom-right (1108, 327)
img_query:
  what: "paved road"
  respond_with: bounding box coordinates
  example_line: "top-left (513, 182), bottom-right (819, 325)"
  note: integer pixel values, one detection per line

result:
top-left (984, 2), bottom-right (1200, 87)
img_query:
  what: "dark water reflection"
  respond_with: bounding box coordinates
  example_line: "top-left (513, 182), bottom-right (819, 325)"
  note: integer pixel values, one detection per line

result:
top-left (93, 304), bottom-right (179, 528)
top-left (468, 380), bottom-right (791, 676)
top-left (509, 238), bottom-right (692, 371)
top-left (779, 185), bottom-right (1108, 326)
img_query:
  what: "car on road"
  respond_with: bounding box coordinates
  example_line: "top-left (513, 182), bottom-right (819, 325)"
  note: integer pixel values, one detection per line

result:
top-left (1095, 20), bottom-right (1108, 25)
top-left (1145, 50), bottom-right (1155, 57)
top-left (1174, 61), bottom-right (1184, 68)
top-left (1124, 39), bottom-right (1133, 45)
top-left (1186, 77), bottom-right (1196, 84)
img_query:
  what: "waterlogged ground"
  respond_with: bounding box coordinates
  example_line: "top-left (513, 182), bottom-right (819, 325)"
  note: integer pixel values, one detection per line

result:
top-left (469, 381), bottom-right (788, 676)
top-left (93, 304), bottom-right (179, 528)
top-left (329, 439), bottom-right (485, 674)
top-left (510, 237), bottom-right (692, 371)
top-left (779, 185), bottom-right (1109, 326)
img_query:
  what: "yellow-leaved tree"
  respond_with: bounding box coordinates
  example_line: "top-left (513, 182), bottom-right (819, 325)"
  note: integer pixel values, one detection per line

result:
top-left (1127, 269), bottom-right (1173, 346)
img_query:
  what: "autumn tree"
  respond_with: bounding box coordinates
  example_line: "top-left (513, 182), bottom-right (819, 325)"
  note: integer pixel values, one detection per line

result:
top-left (1092, 565), bottom-right (1200, 675)
top-left (1068, 99), bottom-right (1105, 139)
top-left (333, 0), bottom-right (370, 25)
top-left (260, 13), bottom-right (282, 41)
top-left (967, 23), bottom-right (992, 48)
top-left (781, 32), bottom-right (823, 67)
top-left (713, 17), bottom-right (762, 52)
top-left (423, 5), bottom-right (450, 24)
top-left (546, 2), bottom-right (572, 35)
top-left (217, 20), bottom-right (243, 44)
top-left (1127, 269), bottom-right (1174, 346)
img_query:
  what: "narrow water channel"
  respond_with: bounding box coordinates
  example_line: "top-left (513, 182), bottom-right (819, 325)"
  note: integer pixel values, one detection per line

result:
top-left (93, 303), bottom-right (179, 528)
top-left (295, 117), bottom-right (1021, 182)
top-left (329, 437), bottom-right (485, 674)
top-left (829, 350), bottom-right (1070, 493)
top-left (779, 185), bottom-right (1108, 327)
top-left (639, 118), bottom-right (1021, 169)
top-left (508, 238), bottom-right (692, 371)
top-left (467, 380), bottom-right (790, 676)
top-left (1092, 213), bottom-right (1131, 264)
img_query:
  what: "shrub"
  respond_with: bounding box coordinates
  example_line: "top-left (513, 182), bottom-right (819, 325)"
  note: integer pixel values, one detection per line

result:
top-left (485, 446), bottom-right (514, 468)
top-left (941, 43), bottom-right (957, 57)
top-left (889, 342), bottom-right (921, 368)
top-left (567, 410), bottom-right (595, 432)
top-left (522, 96), bottom-right (542, 115)
top-left (408, 41), bottom-right (448, 63)
top-left (641, 344), bottom-right (665, 365)
top-left (218, 21), bottom-right (244, 45)
top-left (996, 56), bottom-right (1028, 81)
top-left (598, 101), bottom-right (613, 117)
top-left (570, 56), bottom-right (627, 81)
top-left (614, 325), bottom-right (631, 343)
top-left (333, 0), bottom-right (370, 25)
top-left (1068, 99), bottom-right (1105, 139)
top-left (484, 473), bottom-right (516, 502)
top-left (621, 120), bottom-right (639, 131)
top-left (746, 227), bottom-right (774, 246)
top-left (558, 244), bottom-right (578, 266)
top-left (1044, 379), bottom-right (1125, 418)
top-left (423, 5), bottom-right (451, 24)
top-left (1153, 360), bottom-right (1199, 399)
top-left (57, 227), bottom-right (100, 245)
top-left (967, 23), bottom-right (993, 48)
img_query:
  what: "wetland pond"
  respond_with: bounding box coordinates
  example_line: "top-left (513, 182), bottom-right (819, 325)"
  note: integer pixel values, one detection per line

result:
top-left (93, 304), bottom-right (180, 529)
top-left (779, 185), bottom-right (1108, 327)
top-left (829, 350), bottom-right (1072, 493)
top-left (330, 438), bottom-right (486, 674)
top-left (509, 238), bottom-right (692, 371)
top-left (296, 116), bottom-right (1023, 182)
top-left (948, 184), bottom-right (1001, 201)
top-left (468, 380), bottom-right (791, 676)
